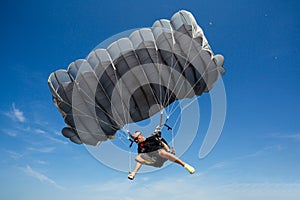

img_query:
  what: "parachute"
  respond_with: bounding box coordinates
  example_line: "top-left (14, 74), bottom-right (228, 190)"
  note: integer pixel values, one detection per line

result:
top-left (48, 10), bottom-right (225, 145)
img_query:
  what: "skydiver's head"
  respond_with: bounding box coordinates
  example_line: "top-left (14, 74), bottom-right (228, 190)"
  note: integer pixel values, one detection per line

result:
top-left (132, 131), bottom-right (146, 143)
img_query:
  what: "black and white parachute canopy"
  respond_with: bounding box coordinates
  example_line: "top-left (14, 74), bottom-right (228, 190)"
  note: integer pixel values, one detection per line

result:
top-left (48, 10), bottom-right (225, 145)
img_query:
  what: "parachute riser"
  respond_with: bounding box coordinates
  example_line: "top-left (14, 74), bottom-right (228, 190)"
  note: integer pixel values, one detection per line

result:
top-left (125, 130), bottom-right (135, 148)
top-left (126, 112), bottom-right (173, 148)
top-left (160, 112), bottom-right (173, 131)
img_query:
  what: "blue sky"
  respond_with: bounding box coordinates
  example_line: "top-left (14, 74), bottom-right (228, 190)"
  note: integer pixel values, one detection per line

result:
top-left (1, 0), bottom-right (300, 199)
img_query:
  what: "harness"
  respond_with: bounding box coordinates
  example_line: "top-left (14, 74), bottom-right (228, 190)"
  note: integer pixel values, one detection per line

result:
top-left (138, 136), bottom-right (160, 153)
top-left (127, 111), bottom-right (173, 148)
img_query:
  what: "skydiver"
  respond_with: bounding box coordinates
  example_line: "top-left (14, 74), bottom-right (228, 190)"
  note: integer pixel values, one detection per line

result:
top-left (127, 130), bottom-right (195, 180)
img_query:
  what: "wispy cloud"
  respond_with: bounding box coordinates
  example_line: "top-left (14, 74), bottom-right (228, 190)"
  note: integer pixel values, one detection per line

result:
top-left (27, 147), bottom-right (56, 153)
top-left (201, 145), bottom-right (284, 176)
top-left (2, 129), bottom-right (18, 137)
top-left (272, 133), bottom-right (300, 141)
top-left (22, 165), bottom-right (65, 190)
top-left (3, 125), bottom-right (67, 145)
top-left (5, 103), bottom-right (26, 122)
top-left (208, 161), bottom-right (228, 170)
top-left (44, 132), bottom-right (69, 144)
top-left (46, 136), bottom-right (69, 144)
top-left (34, 129), bottom-right (46, 134)
top-left (199, 161), bottom-right (231, 176)
top-left (236, 145), bottom-right (283, 159)
top-left (81, 175), bottom-right (300, 200)
top-left (35, 160), bottom-right (48, 165)
top-left (84, 178), bottom-right (135, 193)
top-left (4, 149), bottom-right (23, 159)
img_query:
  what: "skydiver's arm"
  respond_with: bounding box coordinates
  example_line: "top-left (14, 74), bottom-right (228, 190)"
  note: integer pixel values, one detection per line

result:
top-left (161, 141), bottom-right (170, 152)
top-left (161, 140), bottom-right (175, 154)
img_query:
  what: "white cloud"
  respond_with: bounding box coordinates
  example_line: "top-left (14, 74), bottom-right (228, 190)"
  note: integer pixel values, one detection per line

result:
top-left (35, 160), bottom-right (48, 165)
top-left (27, 147), bottom-right (56, 153)
top-left (273, 133), bottom-right (300, 141)
top-left (45, 133), bottom-right (68, 144)
top-left (5, 103), bottom-right (26, 122)
top-left (236, 145), bottom-right (283, 160)
top-left (80, 175), bottom-right (300, 200)
top-left (208, 161), bottom-right (228, 170)
top-left (2, 129), bottom-right (18, 137)
top-left (34, 129), bottom-right (46, 134)
top-left (54, 130), bottom-right (61, 135)
top-left (22, 165), bottom-right (65, 190)
top-left (5, 149), bottom-right (23, 159)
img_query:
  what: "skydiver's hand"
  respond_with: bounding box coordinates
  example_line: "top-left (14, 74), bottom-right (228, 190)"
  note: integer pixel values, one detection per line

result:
top-left (171, 148), bottom-right (175, 155)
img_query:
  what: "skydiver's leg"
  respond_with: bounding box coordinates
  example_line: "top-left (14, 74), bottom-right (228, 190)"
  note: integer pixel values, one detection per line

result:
top-left (128, 161), bottom-right (142, 180)
top-left (128, 155), bottom-right (148, 180)
top-left (158, 149), bottom-right (185, 166)
top-left (158, 149), bottom-right (195, 174)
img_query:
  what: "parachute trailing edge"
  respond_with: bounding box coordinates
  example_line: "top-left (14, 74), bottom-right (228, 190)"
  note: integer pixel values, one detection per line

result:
top-left (48, 10), bottom-right (225, 145)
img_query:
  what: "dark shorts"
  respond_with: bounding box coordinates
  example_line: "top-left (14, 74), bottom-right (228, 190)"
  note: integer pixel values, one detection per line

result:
top-left (140, 149), bottom-right (167, 168)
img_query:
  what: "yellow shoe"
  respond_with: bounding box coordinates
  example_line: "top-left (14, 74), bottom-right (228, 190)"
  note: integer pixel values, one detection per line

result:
top-left (184, 164), bottom-right (195, 174)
